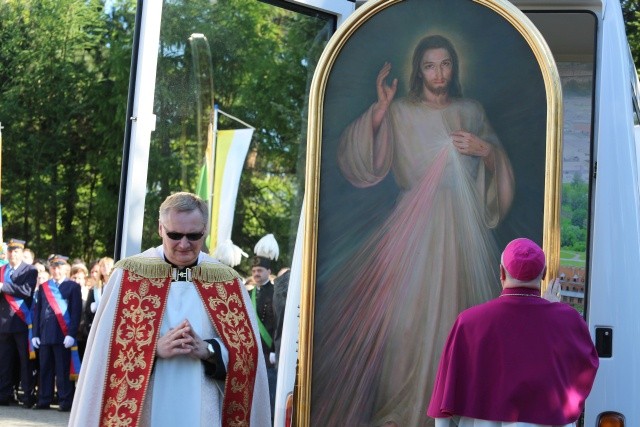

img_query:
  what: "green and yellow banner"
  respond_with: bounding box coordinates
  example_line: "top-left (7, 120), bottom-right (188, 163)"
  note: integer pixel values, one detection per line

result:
top-left (197, 125), bottom-right (253, 253)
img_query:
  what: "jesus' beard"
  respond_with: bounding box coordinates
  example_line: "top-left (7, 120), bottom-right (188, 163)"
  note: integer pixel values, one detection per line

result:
top-left (425, 81), bottom-right (449, 96)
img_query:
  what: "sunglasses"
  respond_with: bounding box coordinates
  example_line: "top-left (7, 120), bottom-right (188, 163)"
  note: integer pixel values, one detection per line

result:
top-left (162, 225), bottom-right (205, 242)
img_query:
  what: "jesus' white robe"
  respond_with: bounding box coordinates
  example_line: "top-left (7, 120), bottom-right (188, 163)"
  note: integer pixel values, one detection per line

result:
top-left (312, 97), bottom-right (515, 426)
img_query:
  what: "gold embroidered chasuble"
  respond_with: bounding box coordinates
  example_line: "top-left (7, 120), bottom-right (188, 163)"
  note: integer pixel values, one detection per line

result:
top-left (99, 256), bottom-right (259, 427)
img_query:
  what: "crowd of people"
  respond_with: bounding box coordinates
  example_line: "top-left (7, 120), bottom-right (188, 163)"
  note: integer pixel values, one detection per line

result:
top-left (0, 201), bottom-right (291, 425)
top-left (0, 237), bottom-right (114, 411)
top-left (0, 191), bottom-right (598, 427)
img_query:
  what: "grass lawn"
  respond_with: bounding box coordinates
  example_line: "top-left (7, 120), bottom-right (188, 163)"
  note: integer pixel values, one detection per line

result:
top-left (560, 249), bottom-right (586, 267)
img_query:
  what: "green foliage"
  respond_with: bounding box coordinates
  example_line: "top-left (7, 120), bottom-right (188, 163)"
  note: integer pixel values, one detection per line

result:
top-left (620, 0), bottom-right (640, 69)
top-left (0, 0), bottom-right (135, 262)
top-left (561, 175), bottom-right (588, 252)
top-left (0, 0), bottom-right (326, 268)
top-left (623, 0), bottom-right (640, 70)
top-left (141, 0), bottom-right (331, 272)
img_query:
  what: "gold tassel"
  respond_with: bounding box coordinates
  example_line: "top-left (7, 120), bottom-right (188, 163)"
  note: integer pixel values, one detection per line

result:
top-left (114, 257), bottom-right (240, 282)
top-left (193, 262), bottom-right (240, 283)
top-left (114, 256), bottom-right (172, 279)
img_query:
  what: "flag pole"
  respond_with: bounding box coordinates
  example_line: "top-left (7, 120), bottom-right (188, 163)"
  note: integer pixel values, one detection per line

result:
top-left (208, 106), bottom-right (219, 251)
top-left (208, 111), bottom-right (255, 255)
top-left (217, 108), bottom-right (255, 130)
top-left (206, 109), bottom-right (215, 225)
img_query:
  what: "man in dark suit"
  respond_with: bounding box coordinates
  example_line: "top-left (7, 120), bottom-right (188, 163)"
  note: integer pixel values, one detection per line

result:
top-left (251, 255), bottom-right (276, 367)
top-left (31, 254), bottom-right (82, 411)
top-left (0, 238), bottom-right (38, 407)
top-left (250, 234), bottom-right (279, 420)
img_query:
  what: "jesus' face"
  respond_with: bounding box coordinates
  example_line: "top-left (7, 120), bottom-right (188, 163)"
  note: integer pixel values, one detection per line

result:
top-left (419, 48), bottom-right (453, 96)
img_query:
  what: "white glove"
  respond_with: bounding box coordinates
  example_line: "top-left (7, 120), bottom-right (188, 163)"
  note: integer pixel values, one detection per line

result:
top-left (63, 336), bottom-right (75, 348)
top-left (32, 337), bottom-right (40, 349)
top-left (269, 352), bottom-right (276, 365)
top-left (543, 278), bottom-right (562, 303)
top-left (90, 302), bottom-right (97, 313)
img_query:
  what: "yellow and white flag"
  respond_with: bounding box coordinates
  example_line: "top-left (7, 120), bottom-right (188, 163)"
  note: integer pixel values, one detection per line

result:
top-left (196, 107), bottom-right (253, 253)
top-left (209, 128), bottom-right (253, 250)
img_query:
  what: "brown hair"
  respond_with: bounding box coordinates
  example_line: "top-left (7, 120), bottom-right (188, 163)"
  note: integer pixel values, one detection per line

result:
top-left (70, 263), bottom-right (89, 277)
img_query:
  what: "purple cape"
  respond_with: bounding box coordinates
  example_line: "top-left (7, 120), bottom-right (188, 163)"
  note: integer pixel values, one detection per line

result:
top-left (427, 287), bottom-right (598, 424)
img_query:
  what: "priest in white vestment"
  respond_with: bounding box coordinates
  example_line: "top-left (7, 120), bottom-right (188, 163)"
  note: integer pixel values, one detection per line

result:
top-left (70, 192), bottom-right (270, 427)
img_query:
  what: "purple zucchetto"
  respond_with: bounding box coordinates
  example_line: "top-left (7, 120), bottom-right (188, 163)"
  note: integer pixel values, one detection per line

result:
top-left (501, 238), bottom-right (546, 281)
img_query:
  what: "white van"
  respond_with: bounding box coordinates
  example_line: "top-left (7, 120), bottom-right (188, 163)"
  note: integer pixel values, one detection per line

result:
top-left (118, 1), bottom-right (639, 426)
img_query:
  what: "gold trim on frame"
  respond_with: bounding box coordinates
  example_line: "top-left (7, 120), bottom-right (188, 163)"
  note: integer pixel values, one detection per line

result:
top-left (298, 0), bottom-right (562, 424)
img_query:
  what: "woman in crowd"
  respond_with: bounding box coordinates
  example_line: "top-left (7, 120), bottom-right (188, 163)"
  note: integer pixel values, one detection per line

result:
top-left (71, 263), bottom-right (91, 359)
top-left (82, 257), bottom-right (113, 344)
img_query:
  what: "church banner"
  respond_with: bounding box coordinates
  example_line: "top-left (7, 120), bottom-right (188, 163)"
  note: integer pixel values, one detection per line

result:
top-left (200, 127), bottom-right (253, 251)
top-left (196, 123), bottom-right (253, 253)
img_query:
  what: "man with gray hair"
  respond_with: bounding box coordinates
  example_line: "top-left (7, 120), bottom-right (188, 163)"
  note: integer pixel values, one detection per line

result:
top-left (70, 192), bottom-right (271, 426)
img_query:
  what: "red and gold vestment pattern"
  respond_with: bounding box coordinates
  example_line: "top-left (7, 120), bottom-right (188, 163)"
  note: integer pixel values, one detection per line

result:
top-left (99, 259), bottom-right (258, 427)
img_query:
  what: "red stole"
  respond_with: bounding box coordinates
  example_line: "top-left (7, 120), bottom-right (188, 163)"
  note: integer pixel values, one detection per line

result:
top-left (99, 262), bottom-right (259, 427)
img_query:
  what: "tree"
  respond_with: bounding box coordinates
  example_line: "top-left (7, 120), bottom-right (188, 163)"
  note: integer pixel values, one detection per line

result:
top-left (142, 0), bottom-right (331, 272)
top-left (0, 0), bottom-right (135, 262)
top-left (561, 176), bottom-right (589, 251)
top-left (0, 0), bottom-right (331, 270)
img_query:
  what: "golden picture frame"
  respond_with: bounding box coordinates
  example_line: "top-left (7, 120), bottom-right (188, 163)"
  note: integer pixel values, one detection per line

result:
top-left (298, 0), bottom-right (561, 425)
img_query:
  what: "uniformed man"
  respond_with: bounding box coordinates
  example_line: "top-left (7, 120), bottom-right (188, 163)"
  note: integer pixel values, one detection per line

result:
top-left (0, 238), bottom-right (38, 407)
top-left (251, 233), bottom-right (279, 418)
top-left (31, 254), bottom-right (82, 411)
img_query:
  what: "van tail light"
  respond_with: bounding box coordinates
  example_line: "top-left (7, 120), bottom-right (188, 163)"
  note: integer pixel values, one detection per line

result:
top-left (597, 411), bottom-right (625, 427)
top-left (285, 392), bottom-right (294, 427)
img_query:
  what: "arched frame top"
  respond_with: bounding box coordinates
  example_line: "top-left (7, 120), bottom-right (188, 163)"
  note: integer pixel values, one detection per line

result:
top-left (298, 0), bottom-right (562, 423)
